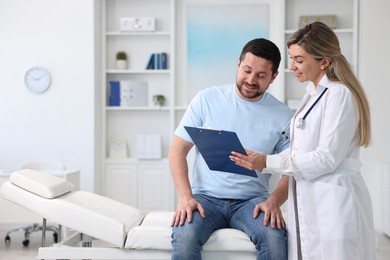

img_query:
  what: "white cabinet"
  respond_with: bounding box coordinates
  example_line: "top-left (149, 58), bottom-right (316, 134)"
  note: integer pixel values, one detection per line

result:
top-left (283, 0), bottom-right (359, 109)
top-left (101, 0), bottom-right (176, 211)
top-left (103, 163), bottom-right (138, 206)
top-left (103, 160), bottom-right (174, 211)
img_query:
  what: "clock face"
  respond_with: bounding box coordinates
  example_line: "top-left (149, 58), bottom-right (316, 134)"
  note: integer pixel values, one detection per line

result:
top-left (24, 67), bottom-right (51, 94)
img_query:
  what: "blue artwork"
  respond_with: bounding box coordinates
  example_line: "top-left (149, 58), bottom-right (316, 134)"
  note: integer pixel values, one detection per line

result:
top-left (187, 4), bottom-right (269, 99)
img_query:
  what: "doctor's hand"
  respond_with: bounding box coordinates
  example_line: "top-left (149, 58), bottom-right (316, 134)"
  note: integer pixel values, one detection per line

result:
top-left (170, 198), bottom-right (205, 227)
top-left (254, 197), bottom-right (285, 229)
top-left (230, 149), bottom-right (267, 171)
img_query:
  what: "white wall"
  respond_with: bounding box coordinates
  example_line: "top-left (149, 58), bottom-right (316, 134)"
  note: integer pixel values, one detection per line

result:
top-left (359, 0), bottom-right (390, 231)
top-left (0, 0), bottom-right (98, 191)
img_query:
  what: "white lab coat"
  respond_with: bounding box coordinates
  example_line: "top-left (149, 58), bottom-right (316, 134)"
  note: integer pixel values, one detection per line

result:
top-left (265, 76), bottom-right (377, 260)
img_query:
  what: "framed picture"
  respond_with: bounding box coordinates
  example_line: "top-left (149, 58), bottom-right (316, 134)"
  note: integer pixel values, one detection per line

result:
top-left (177, 0), bottom-right (284, 103)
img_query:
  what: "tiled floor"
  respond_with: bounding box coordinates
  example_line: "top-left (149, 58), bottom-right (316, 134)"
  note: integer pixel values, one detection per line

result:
top-left (0, 226), bottom-right (389, 259)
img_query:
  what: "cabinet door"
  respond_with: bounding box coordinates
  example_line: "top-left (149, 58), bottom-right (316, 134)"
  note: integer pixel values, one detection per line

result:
top-left (104, 163), bottom-right (138, 206)
top-left (138, 163), bottom-right (174, 211)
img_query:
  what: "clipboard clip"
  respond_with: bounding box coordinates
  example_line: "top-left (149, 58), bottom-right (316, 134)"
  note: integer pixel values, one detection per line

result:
top-left (280, 121), bottom-right (290, 140)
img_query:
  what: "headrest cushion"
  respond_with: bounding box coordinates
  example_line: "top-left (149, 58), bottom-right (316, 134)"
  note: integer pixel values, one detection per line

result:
top-left (10, 169), bottom-right (74, 199)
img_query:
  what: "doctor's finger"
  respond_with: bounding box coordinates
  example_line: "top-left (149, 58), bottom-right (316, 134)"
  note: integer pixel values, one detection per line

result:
top-left (231, 151), bottom-right (247, 158)
top-left (230, 156), bottom-right (250, 169)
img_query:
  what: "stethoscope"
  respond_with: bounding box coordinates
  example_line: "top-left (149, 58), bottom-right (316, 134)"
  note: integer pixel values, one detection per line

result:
top-left (281, 87), bottom-right (328, 139)
top-left (295, 87), bottom-right (328, 128)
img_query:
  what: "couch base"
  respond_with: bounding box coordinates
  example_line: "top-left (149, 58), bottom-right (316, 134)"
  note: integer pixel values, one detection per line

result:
top-left (38, 232), bottom-right (257, 260)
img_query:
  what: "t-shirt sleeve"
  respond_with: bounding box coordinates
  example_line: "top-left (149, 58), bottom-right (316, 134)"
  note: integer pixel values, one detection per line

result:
top-left (174, 93), bottom-right (204, 143)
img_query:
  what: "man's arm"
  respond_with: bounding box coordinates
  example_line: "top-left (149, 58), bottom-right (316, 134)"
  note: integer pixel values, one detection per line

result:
top-left (253, 175), bottom-right (288, 229)
top-left (229, 150), bottom-right (289, 228)
top-left (168, 135), bottom-right (205, 226)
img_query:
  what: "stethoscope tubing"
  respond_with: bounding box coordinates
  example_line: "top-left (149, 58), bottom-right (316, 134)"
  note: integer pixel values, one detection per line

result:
top-left (281, 87), bottom-right (329, 137)
top-left (296, 87), bottom-right (328, 128)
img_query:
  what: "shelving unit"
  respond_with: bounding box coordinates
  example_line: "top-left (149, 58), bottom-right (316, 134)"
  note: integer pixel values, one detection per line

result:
top-left (101, 0), bottom-right (176, 211)
top-left (99, 0), bottom-right (359, 211)
top-left (284, 0), bottom-right (359, 109)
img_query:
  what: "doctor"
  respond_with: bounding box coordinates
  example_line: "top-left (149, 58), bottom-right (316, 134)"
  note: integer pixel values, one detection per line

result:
top-left (230, 22), bottom-right (377, 260)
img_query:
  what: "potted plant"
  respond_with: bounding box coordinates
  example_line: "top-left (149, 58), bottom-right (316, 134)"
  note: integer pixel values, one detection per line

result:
top-left (153, 95), bottom-right (166, 107)
top-left (116, 51), bottom-right (127, 69)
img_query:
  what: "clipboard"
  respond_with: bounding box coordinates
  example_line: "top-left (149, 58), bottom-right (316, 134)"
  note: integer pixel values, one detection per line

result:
top-left (184, 126), bottom-right (257, 178)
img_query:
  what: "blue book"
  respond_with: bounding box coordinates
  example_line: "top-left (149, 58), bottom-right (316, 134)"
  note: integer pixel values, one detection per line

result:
top-left (109, 81), bottom-right (120, 106)
top-left (109, 96), bottom-right (120, 106)
top-left (146, 53), bottom-right (155, 69)
top-left (159, 52), bottom-right (167, 69)
top-left (184, 126), bottom-right (257, 178)
top-left (154, 53), bottom-right (159, 69)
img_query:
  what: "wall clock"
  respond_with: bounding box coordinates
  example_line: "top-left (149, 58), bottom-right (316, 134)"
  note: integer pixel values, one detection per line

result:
top-left (24, 67), bottom-right (51, 94)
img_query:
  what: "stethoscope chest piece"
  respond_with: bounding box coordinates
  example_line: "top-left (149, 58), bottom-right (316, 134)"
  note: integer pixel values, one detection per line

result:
top-left (296, 118), bottom-right (304, 128)
top-left (295, 87), bottom-right (329, 129)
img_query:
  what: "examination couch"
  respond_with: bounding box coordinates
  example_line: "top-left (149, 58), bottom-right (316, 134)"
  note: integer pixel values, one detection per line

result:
top-left (0, 169), bottom-right (257, 259)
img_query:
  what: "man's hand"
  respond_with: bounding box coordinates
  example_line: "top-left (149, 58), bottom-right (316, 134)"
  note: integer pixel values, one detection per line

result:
top-left (253, 197), bottom-right (285, 229)
top-left (170, 199), bottom-right (206, 227)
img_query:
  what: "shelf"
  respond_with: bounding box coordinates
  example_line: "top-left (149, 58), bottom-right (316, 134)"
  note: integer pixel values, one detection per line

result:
top-left (106, 106), bottom-right (170, 111)
top-left (106, 69), bottom-right (170, 74)
top-left (285, 28), bottom-right (353, 34)
top-left (102, 0), bottom-right (176, 160)
top-left (174, 106), bottom-right (187, 111)
top-left (106, 31), bottom-right (171, 36)
top-left (282, 0), bottom-right (358, 104)
top-left (104, 157), bottom-right (169, 163)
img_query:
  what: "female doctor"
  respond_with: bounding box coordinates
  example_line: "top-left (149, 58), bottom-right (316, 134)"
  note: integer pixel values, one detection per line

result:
top-left (230, 22), bottom-right (377, 260)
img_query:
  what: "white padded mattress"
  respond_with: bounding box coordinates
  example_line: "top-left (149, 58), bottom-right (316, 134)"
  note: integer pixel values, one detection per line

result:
top-left (0, 181), bottom-right (143, 248)
top-left (1, 180), bottom-right (256, 254)
top-left (125, 211), bottom-right (256, 252)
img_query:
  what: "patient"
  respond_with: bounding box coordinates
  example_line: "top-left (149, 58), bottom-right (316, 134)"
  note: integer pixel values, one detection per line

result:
top-left (168, 38), bottom-right (293, 259)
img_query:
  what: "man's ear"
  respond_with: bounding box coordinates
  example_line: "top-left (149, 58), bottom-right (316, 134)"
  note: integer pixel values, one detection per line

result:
top-left (270, 71), bottom-right (279, 84)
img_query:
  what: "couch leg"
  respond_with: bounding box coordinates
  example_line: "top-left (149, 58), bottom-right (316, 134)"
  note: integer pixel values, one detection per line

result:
top-left (41, 218), bottom-right (47, 247)
top-left (81, 233), bottom-right (93, 247)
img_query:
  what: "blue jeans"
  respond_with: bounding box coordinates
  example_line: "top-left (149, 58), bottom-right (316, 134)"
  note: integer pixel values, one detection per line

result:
top-left (171, 194), bottom-right (287, 260)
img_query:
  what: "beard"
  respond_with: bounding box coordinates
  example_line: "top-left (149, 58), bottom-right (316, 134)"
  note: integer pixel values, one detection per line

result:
top-left (236, 81), bottom-right (264, 99)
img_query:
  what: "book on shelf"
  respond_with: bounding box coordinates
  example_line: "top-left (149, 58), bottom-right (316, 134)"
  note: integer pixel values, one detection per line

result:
top-left (108, 80), bottom-right (148, 107)
top-left (153, 53), bottom-right (159, 70)
top-left (145, 52), bottom-right (168, 70)
top-left (146, 54), bottom-right (155, 69)
top-left (109, 81), bottom-right (120, 106)
top-left (159, 52), bottom-right (167, 69)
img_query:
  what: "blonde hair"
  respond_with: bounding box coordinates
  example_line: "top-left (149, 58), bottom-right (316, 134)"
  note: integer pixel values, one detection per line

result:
top-left (287, 22), bottom-right (371, 147)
